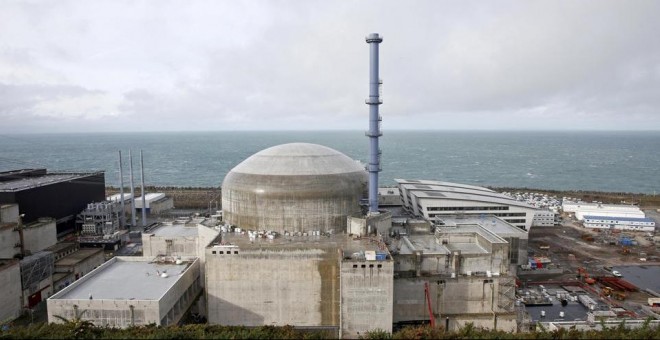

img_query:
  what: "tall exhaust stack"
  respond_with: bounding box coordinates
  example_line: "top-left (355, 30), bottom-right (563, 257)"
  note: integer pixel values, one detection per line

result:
top-left (118, 151), bottom-right (126, 228)
top-left (366, 33), bottom-right (383, 214)
top-left (129, 150), bottom-right (136, 227)
top-left (140, 150), bottom-right (147, 228)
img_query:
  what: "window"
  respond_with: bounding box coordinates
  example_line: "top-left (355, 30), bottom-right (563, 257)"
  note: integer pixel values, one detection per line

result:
top-left (218, 251), bottom-right (224, 254)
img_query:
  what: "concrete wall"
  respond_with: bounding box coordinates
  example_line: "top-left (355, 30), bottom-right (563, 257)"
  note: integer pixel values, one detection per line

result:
top-left (196, 224), bottom-right (219, 288)
top-left (23, 218), bottom-right (57, 255)
top-left (157, 258), bottom-right (201, 325)
top-left (54, 249), bottom-right (105, 281)
top-left (48, 298), bottom-right (161, 327)
top-left (347, 212), bottom-right (392, 237)
top-left (0, 261), bottom-right (22, 324)
top-left (142, 232), bottom-right (198, 257)
top-left (47, 257), bottom-right (201, 328)
top-left (393, 276), bottom-right (516, 332)
top-left (0, 226), bottom-right (18, 258)
top-left (340, 259), bottom-right (393, 338)
top-left (0, 204), bottom-right (19, 223)
top-left (206, 247), bottom-right (340, 327)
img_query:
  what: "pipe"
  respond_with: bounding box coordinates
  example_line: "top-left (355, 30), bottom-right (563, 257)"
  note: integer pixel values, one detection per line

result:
top-left (140, 150), bottom-right (147, 228)
top-left (129, 150), bottom-right (136, 227)
top-left (118, 151), bottom-right (126, 228)
top-left (365, 33), bottom-right (383, 214)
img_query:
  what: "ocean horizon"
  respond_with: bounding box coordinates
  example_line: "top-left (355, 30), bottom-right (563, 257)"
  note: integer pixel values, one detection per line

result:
top-left (1, 130), bottom-right (659, 194)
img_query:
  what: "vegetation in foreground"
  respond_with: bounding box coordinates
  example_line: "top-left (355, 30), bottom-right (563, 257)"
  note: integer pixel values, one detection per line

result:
top-left (1, 320), bottom-right (659, 339)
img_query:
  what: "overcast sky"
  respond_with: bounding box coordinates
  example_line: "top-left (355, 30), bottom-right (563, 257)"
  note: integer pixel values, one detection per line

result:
top-left (1, 0), bottom-right (659, 133)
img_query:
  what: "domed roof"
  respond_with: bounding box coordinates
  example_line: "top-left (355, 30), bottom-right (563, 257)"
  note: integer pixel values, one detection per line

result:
top-left (229, 143), bottom-right (365, 176)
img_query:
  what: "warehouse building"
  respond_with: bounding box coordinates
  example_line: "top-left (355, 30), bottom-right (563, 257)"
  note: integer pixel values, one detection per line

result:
top-left (0, 169), bottom-right (105, 236)
top-left (135, 193), bottom-right (174, 215)
top-left (47, 256), bottom-right (201, 328)
top-left (396, 179), bottom-right (540, 230)
top-left (562, 201), bottom-right (645, 220)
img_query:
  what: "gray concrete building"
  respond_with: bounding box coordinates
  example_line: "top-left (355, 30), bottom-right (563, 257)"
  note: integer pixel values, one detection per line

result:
top-left (391, 223), bottom-right (518, 332)
top-left (47, 256), bottom-right (201, 328)
top-left (0, 259), bottom-right (22, 324)
top-left (52, 248), bottom-right (105, 292)
top-left (205, 232), bottom-right (393, 338)
top-left (0, 204), bottom-right (57, 258)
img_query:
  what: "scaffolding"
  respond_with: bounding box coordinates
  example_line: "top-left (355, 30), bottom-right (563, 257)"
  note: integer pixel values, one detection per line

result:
top-left (76, 201), bottom-right (121, 236)
top-left (19, 251), bottom-right (54, 293)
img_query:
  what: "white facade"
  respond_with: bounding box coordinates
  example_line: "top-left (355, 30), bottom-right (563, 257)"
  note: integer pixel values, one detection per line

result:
top-left (532, 210), bottom-right (557, 227)
top-left (134, 193), bottom-right (165, 209)
top-left (396, 179), bottom-right (539, 230)
top-left (48, 257), bottom-right (201, 328)
top-left (563, 201), bottom-right (645, 221)
top-left (583, 215), bottom-right (656, 232)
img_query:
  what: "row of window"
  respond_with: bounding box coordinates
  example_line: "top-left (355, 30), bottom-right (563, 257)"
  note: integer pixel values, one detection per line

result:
top-left (493, 213), bottom-right (527, 217)
top-left (427, 206), bottom-right (510, 211)
top-left (352, 263), bottom-right (383, 269)
top-left (211, 249), bottom-right (239, 255)
top-left (504, 219), bottom-right (527, 224)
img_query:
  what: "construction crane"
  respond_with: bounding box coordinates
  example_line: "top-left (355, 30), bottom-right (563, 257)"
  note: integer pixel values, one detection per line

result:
top-left (424, 281), bottom-right (436, 328)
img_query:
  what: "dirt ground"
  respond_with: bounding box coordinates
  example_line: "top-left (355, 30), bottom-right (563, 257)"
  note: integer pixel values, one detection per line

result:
top-left (529, 215), bottom-right (658, 275)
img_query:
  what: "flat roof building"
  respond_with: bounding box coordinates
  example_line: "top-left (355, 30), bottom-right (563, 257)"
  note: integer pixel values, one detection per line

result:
top-left (396, 179), bottom-right (540, 230)
top-left (48, 256), bottom-right (201, 328)
top-left (562, 200), bottom-right (645, 220)
top-left (0, 169), bottom-right (105, 236)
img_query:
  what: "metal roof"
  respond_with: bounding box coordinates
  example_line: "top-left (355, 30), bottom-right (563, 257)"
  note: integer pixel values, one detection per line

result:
top-left (228, 143), bottom-right (365, 176)
top-left (0, 172), bottom-right (102, 192)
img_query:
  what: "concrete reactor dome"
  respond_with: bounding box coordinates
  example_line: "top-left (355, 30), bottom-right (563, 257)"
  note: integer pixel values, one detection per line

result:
top-left (221, 143), bottom-right (367, 233)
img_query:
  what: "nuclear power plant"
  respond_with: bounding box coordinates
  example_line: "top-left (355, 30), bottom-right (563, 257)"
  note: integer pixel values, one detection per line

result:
top-left (45, 33), bottom-right (542, 337)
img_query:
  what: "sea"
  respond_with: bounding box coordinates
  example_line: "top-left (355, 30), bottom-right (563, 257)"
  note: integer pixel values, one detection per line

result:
top-left (1, 130), bottom-right (659, 194)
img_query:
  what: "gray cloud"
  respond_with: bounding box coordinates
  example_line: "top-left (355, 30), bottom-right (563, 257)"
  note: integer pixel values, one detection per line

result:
top-left (0, 0), bottom-right (659, 132)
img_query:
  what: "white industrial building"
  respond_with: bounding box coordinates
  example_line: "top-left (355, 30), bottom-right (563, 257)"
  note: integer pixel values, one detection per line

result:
top-left (396, 179), bottom-right (540, 230)
top-left (47, 256), bottom-right (201, 328)
top-left (562, 201), bottom-right (645, 221)
top-left (583, 215), bottom-right (656, 232)
top-left (135, 193), bottom-right (174, 214)
top-left (532, 210), bottom-right (557, 227)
